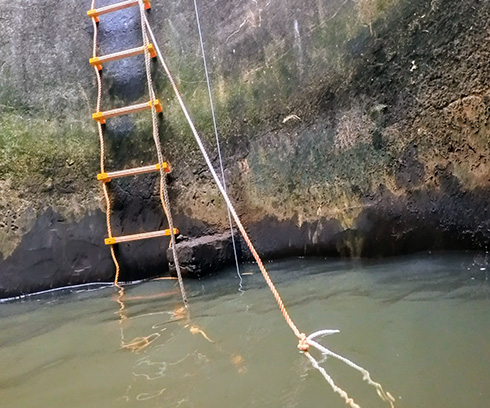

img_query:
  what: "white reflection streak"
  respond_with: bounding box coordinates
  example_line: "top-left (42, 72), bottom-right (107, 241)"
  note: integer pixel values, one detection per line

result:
top-left (132, 361), bottom-right (167, 380)
top-left (125, 310), bottom-right (173, 321)
top-left (170, 398), bottom-right (190, 408)
top-left (136, 387), bottom-right (166, 401)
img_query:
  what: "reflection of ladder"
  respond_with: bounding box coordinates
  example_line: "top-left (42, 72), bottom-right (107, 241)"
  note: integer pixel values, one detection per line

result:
top-left (87, 0), bottom-right (184, 296)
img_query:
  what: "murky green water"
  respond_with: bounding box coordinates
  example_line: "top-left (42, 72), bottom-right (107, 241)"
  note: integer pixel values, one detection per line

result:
top-left (1, 252), bottom-right (489, 408)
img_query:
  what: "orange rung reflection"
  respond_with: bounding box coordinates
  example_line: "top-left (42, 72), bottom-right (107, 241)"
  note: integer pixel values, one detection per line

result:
top-left (121, 333), bottom-right (160, 353)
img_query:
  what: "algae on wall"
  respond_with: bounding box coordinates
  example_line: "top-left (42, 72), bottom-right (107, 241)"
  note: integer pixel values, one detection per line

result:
top-left (161, 0), bottom-right (490, 256)
top-left (155, 0), bottom-right (416, 224)
top-left (157, 0), bottom-right (403, 143)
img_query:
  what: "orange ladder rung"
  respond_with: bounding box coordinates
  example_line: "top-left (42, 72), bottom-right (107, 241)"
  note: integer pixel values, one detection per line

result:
top-left (97, 162), bottom-right (170, 182)
top-left (89, 44), bottom-right (157, 70)
top-left (87, 0), bottom-right (150, 22)
top-left (92, 99), bottom-right (162, 123)
top-left (105, 228), bottom-right (179, 245)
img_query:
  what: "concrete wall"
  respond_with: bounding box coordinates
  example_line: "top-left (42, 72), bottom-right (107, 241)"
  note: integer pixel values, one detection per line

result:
top-left (0, 0), bottom-right (489, 297)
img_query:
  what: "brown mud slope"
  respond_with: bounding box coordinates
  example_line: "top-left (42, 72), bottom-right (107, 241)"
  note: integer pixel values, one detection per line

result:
top-left (0, 0), bottom-right (488, 297)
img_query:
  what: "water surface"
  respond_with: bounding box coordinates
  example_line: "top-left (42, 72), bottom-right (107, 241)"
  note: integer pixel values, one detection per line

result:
top-left (1, 252), bottom-right (489, 408)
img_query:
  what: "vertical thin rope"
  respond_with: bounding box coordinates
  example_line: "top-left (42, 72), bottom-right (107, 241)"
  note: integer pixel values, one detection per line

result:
top-left (91, 1), bottom-right (121, 286)
top-left (192, 0), bottom-right (242, 291)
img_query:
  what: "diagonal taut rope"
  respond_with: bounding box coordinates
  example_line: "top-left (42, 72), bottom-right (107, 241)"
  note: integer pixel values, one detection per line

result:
top-left (141, 10), bottom-right (396, 407)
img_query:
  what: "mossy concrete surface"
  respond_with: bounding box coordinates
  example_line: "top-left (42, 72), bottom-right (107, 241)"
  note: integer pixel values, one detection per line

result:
top-left (0, 0), bottom-right (489, 297)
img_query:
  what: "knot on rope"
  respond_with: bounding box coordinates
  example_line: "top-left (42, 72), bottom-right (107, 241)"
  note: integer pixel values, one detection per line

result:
top-left (297, 333), bottom-right (309, 352)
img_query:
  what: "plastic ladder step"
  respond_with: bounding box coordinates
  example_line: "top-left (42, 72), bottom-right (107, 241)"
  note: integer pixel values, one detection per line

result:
top-left (97, 162), bottom-right (170, 182)
top-left (87, 0), bottom-right (150, 22)
top-left (89, 44), bottom-right (156, 70)
top-left (105, 228), bottom-right (179, 245)
top-left (92, 99), bottom-right (162, 123)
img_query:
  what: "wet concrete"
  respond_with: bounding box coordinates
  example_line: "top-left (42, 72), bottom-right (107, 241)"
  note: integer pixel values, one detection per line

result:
top-left (1, 0), bottom-right (489, 297)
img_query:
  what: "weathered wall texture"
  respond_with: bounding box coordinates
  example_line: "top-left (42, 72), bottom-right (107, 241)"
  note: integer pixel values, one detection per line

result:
top-left (0, 0), bottom-right (489, 297)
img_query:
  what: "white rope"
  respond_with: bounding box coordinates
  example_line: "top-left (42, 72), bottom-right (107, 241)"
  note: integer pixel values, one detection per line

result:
top-left (307, 329), bottom-right (340, 339)
top-left (192, 0), bottom-right (242, 291)
top-left (304, 352), bottom-right (361, 408)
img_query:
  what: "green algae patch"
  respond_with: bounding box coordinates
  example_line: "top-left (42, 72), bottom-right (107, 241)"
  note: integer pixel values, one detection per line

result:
top-left (148, 0), bottom-right (404, 152)
top-left (0, 113), bottom-right (99, 188)
top-left (0, 112), bottom-right (102, 257)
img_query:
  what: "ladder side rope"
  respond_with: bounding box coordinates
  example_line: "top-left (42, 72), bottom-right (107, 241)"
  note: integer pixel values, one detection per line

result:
top-left (142, 14), bottom-right (395, 408)
top-left (138, 1), bottom-right (169, 221)
top-left (90, 2), bottom-right (121, 286)
top-left (137, 0), bottom-right (188, 307)
top-left (192, 0), bottom-right (242, 290)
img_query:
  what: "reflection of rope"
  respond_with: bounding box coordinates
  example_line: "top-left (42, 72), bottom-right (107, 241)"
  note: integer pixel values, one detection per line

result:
top-left (142, 13), bottom-right (396, 407)
top-left (192, 0), bottom-right (242, 291)
top-left (116, 286), bottom-right (127, 348)
top-left (116, 286), bottom-right (161, 353)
